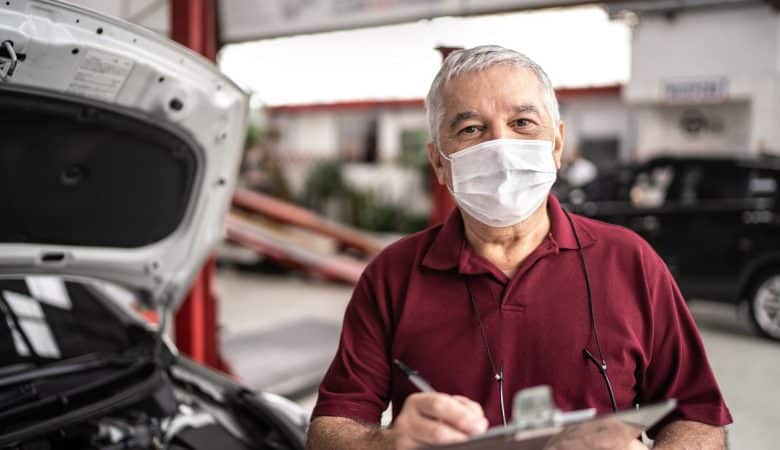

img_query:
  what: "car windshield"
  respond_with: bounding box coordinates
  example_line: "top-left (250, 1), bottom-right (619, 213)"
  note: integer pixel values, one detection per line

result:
top-left (0, 277), bottom-right (153, 369)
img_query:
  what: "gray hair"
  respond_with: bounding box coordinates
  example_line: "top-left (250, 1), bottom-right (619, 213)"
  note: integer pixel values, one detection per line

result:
top-left (425, 45), bottom-right (560, 146)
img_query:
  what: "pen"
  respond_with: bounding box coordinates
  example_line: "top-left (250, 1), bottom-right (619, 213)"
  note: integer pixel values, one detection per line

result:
top-left (393, 359), bottom-right (436, 393)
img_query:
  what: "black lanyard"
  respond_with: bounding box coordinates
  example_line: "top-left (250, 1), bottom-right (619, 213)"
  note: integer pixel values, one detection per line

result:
top-left (465, 210), bottom-right (618, 427)
top-left (464, 278), bottom-right (507, 426)
top-left (564, 209), bottom-right (618, 413)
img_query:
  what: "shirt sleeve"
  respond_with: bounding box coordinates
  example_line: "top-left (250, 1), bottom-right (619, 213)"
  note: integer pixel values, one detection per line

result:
top-left (311, 270), bottom-right (393, 424)
top-left (639, 245), bottom-right (733, 437)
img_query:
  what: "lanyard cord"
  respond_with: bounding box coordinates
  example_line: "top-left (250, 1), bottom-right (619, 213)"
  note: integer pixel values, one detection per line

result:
top-left (464, 278), bottom-right (508, 426)
top-left (563, 209), bottom-right (618, 412)
top-left (464, 210), bottom-right (618, 418)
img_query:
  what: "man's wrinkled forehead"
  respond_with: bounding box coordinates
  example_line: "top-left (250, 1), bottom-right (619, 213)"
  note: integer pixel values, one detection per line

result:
top-left (439, 66), bottom-right (548, 122)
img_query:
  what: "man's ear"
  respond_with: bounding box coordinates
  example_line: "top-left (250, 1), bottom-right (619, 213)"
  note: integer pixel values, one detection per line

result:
top-left (553, 120), bottom-right (565, 170)
top-left (427, 142), bottom-right (447, 185)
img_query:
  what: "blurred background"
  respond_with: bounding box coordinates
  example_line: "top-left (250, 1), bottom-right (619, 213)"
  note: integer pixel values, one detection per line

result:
top-left (67, 1), bottom-right (780, 448)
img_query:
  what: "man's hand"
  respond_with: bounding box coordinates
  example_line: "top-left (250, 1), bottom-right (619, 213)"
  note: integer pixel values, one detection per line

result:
top-left (543, 417), bottom-right (649, 450)
top-left (627, 439), bottom-right (650, 450)
top-left (391, 393), bottom-right (489, 450)
top-left (305, 394), bottom-right (488, 450)
top-left (652, 420), bottom-right (726, 449)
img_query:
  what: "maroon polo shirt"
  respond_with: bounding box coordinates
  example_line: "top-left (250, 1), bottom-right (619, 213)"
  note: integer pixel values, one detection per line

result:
top-left (312, 195), bottom-right (732, 435)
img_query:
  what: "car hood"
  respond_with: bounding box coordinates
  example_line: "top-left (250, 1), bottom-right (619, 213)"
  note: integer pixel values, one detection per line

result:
top-left (0, 1), bottom-right (247, 310)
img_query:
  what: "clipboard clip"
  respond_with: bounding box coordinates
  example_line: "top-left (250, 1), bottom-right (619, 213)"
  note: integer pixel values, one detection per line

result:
top-left (512, 386), bottom-right (597, 431)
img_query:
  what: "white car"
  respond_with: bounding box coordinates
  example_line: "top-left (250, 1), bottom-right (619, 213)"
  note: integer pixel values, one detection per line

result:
top-left (0, 1), bottom-right (307, 448)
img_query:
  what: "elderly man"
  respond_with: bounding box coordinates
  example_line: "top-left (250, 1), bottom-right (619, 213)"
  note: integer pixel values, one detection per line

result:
top-left (306, 46), bottom-right (731, 450)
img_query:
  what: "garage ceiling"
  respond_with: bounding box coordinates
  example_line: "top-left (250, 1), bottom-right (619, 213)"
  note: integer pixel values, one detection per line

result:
top-left (64, 0), bottom-right (774, 45)
top-left (62, 0), bottom-right (608, 44)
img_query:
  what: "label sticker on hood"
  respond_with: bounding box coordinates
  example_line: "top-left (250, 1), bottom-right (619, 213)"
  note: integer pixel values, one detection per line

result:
top-left (2, 290), bottom-right (61, 358)
top-left (67, 49), bottom-right (134, 102)
top-left (26, 276), bottom-right (72, 310)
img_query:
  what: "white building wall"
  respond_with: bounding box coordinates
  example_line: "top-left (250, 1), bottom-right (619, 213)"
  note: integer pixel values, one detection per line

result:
top-left (751, 76), bottom-right (780, 153)
top-left (271, 113), bottom-right (339, 161)
top-left (626, 4), bottom-right (780, 157)
top-left (377, 108), bottom-right (429, 161)
top-left (270, 113), bottom-right (340, 197)
top-left (633, 102), bottom-right (751, 159)
top-left (559, 95), bottom-right (632, 160)
top-left (630, 5), bottom-right (776, 83)
top-left (270, 108), bottom-right (429, 210)
top-left (343, 164), bottom-right (430, 214)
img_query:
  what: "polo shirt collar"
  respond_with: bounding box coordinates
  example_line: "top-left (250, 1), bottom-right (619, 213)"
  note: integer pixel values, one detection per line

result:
top-left (547, 194), bottom-right (597, 251)
top-left (421, 194), bottom-right (596, 272)
top-left (421, 207), bottom-right (465, 271)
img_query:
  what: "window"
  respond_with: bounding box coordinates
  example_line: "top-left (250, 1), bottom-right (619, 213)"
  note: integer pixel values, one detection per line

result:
top-left (337, 114), bottom-right (377, 163)
top-left (690, 164), bottom-right (747, 200)
top-left (644, 162), bottom-right (750, 206)
top-left (630, 164), bottom-right (675, 208)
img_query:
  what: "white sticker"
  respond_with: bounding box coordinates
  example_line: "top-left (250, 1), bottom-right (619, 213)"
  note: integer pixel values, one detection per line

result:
top-left (3, 290), bottom-right (62, 358)
top-left (4, 290), bottom-right (44, 318)
top-left (67, 49), bottom-right (134, 102)
top-left (26, 276), bottom-right (72, 310)
top-left (9, 323), bottom-right (31, 357)
top-left (16, 320), bottom-right (60, 358)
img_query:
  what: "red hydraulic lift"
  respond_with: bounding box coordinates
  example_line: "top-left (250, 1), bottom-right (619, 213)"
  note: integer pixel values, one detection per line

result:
top-left (169, 0), bottom-right (229, 372)
top-left (166, 1), bottom-right (457, 371)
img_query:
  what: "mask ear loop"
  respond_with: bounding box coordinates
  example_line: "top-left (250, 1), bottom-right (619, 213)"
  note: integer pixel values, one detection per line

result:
top-left (437, 146), bottom-right (452, 161)
top-left (436, 146), bottom-right (458, 197)
top-left (563, 209), bottom-right (619, 413)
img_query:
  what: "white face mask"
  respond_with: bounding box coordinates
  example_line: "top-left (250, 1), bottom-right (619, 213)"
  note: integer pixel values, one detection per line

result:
top-left (438, 138), bottom-right (557, 227)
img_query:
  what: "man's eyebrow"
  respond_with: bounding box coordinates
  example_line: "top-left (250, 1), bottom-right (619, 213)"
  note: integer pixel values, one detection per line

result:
top-left (447, 105), bottom-right (543, 130)
top-left (512, 104), bottom-right (542, 116)
top-left (448, 111), bottom-right (479, 130)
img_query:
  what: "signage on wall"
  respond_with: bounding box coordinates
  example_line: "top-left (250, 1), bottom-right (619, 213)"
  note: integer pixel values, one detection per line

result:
top-left (662, 77), bottom-right (728, 103)
top-left (678, 108), bottom-right (724, 135)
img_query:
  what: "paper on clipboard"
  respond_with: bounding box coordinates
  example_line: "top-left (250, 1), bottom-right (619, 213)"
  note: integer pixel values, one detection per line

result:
top-left (428, 399), bottom-right (677, 450)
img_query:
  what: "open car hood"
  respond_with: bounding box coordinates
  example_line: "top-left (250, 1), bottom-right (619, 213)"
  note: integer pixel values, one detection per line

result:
top-left (0, 1), bottom-right (247, 310)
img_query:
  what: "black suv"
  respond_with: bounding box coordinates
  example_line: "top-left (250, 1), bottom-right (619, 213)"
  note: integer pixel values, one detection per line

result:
top-left (563, 155), bottom-right (780, 341)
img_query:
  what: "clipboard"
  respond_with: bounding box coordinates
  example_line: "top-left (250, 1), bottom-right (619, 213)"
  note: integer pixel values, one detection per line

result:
top-left (427, 386), bottom-right (676, 450)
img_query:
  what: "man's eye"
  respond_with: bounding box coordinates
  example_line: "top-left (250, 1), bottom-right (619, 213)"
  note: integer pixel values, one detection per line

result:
top-left (459, 125), bottom-right (479, 135)
top-left (514, 119), bottom-right (532, 127)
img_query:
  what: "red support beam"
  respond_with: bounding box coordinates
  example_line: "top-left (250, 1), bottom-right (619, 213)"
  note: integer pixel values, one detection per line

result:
top-left (169, 0), bottom-right (228, 372)
top-left (171, 0), bottom-right (217, 60)
top-left (225, 214), bottom-right (367, 285)
top-left (175, 257), bottom-right (229, 372)
top-left (232, 187), bottom-right (384, 257)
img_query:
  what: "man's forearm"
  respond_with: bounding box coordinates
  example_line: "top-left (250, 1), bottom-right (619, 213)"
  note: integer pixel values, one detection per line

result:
top-left (652, 420), bottom-right (726, 450)
top-left (306, 417), bottom-right (394, 450)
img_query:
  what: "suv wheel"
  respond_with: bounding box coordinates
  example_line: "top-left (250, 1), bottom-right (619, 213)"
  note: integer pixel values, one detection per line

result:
top-left (750, 270), bottom-right (780, 341)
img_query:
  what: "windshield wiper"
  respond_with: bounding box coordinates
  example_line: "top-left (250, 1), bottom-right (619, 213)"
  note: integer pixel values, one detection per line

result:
top-left (0, 353), bottom-right (138, 389)
top-left (0, 382), bottom-right (38, 411)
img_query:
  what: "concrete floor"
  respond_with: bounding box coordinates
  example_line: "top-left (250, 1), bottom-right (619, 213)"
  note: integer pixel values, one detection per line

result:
top-left (215, 268), bottom-right (779, 450)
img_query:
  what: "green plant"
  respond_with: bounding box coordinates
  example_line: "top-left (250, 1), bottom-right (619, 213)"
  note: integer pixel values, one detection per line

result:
top-left (300, 161), bottom-right (429, 233)
top-left (244, 122), bottom-right (263, 149)
top-left (346, 189), bottom-right (428, 233)
top-left (398, 129), bottom-right (430, 170)
top-left (300, 161), bottom-right (349, 213)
